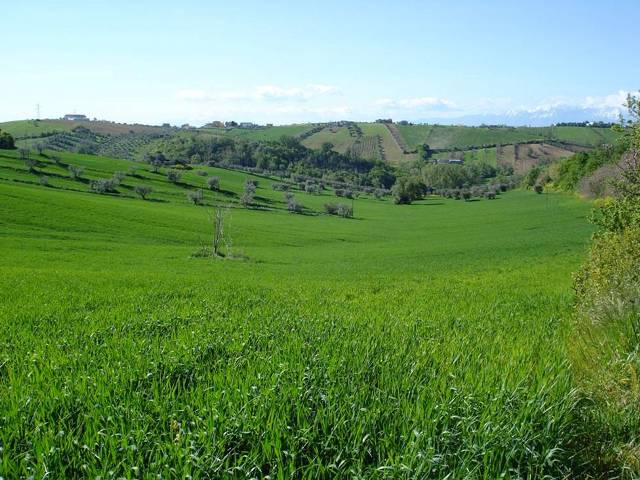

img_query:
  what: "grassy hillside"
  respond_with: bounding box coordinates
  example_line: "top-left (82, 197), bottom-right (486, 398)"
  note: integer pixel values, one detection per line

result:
top-left (301, 123), bottom-right (418, 164)
top-left (0, 146), bottom-right (598, 477)
top-left (0, 119), bottom-right (170, 139)
top-left (396, 124), bottom-right (620, 150)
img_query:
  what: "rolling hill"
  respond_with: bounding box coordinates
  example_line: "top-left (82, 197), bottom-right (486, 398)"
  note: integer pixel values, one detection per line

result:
top-left (0, 119), bottom-right (621, 174)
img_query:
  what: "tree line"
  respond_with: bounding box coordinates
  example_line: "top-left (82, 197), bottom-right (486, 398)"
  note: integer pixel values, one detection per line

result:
top-left (143, 135), bottom-right (397, 189)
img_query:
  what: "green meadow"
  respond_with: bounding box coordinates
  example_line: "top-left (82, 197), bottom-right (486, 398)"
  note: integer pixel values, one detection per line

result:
top-left (0, 148), bottom-right (595, 478)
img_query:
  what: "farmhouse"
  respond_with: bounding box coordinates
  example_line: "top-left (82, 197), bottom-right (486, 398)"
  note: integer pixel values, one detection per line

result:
top-left (63, 114), bottom-right (89, 121)
top-left (437, 158), bottom-right (465, 165)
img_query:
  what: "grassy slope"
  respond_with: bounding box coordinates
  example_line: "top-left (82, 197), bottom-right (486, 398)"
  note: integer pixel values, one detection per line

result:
top-left (397, 124), bottom-right (620, 150)
top-left (199, 124), bottom-right (313, 141)
top-left (359, 122), bottom-right (418, 163)
top-left (301, 124), bottom-right (417, 164)
top-left (301, 126), bottom-right (354, 152)
top-left (0, 119), bottom-right (170, 138)
top-left (0, 148), bottom-right (595, 477)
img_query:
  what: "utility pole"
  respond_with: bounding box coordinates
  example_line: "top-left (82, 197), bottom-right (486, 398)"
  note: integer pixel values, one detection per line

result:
top-left (36, 103), bottom-right (40, 120)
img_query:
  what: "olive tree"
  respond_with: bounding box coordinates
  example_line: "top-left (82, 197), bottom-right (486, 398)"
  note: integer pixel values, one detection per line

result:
top-left (187, 189), bottom-right (204, 205)
top-left (68, 165), bottom-right (84, 180)
top-left (166, 170), bottom-right (181, 183)
top-left (206, 176), bottom-right (220, 190)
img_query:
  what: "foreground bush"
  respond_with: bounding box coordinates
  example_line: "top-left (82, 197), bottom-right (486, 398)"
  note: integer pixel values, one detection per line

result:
top-left (570, 95), bottom-right (640, 477)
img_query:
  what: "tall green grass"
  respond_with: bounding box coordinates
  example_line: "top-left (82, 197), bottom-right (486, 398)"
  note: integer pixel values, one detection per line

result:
top-left (0, 148), bottom-right (595, 477)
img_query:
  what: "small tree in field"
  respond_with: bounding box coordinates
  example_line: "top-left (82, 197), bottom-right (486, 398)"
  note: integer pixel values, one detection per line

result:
top-left (187, 189), bottom-right (204, 205)
top-left (241, 180), bottom-right (255, 207)
top-left (35, 143), bottom-right (45, 156)
top-left (23, 156), bottom-right (38, 172)
top-left (286, 193), bottom-right (303, 213)
top-left (167, 170), bottom-right (181, 183)
top-left (211, 206), bottom-right (229, 257)
top-left (68, 164), bottom-right (84, 180)
top-left (135, 185), bottom-right (153, 200)
top-left (206, 176), bottom-right (220, 191)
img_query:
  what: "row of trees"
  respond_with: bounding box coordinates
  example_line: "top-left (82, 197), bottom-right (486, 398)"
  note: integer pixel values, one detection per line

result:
top-left (391, 161), bottom-right (516, 204)
top-left (143, 135), bottom-right (397, 189)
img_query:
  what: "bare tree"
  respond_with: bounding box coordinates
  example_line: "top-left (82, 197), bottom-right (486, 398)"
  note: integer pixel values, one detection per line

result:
top-left (211, 206), bottom-right (229, 257)
top-left (135, 185), bottom-right (153, 200)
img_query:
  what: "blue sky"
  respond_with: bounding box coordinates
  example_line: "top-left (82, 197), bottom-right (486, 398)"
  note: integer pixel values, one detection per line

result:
top-left (2, 0), bottom-right (638, 125)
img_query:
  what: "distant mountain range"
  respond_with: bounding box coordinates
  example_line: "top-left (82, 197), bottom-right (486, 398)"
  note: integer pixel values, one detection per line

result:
top-left (418, 106), bottom-right (624, 127)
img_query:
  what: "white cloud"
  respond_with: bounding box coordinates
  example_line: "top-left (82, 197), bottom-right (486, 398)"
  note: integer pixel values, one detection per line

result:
top-left (176, 84), bottom-right (340, 103)
top-left (375, 96), bottom-right (455, 110)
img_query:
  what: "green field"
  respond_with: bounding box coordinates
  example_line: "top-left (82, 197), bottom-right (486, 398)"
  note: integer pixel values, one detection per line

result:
top-left (396, 124), bottom-right (620, 150)
top-left (0, 148), bottom-right (598, 477)
top-left (0, 119), bottom-right (169, 139)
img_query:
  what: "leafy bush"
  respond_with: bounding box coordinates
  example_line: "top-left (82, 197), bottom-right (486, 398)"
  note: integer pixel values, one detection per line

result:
top-left (324, 202), bottom-right (353, 218)
top-left (374, 188), bottom-right (387, 200)
top-left (68, 165), bottom-right (84, 179)
top-left (39, 176), bottom-right (49, 187)
top-left (286, 194), bottom-right (303, 213)
top-left (335, 188), bottom-right (353, 199)
top-left (206, 176), bottom-right (220, 191)
top-left (570, 95), bottom-right (640, 477)
top-left (91, 178), bottom-right (118, 194)
top-left (112, 171), bottom-right (126, 184)
top-left (271, 182), bottom-right (289, 191)
top-left (304, 181), bottom-right (320, 194)
top-left (187, 189), bottom-right (204, 205)
top-left (392, 176), bottom-right (427, 204)
top-left (533, 184), bottom-right (543, 194)
top-left (166, 170), bottom-right (181, 183)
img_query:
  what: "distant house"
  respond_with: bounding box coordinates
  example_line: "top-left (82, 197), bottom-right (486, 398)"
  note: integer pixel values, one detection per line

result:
top-left (63, 114), bottom-right (89, 121)
top-left (238, 122), bottom-right (259, 129)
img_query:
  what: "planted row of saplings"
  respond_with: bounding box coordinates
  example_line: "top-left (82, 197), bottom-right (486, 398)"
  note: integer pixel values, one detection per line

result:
top-left (18, 148), bottom-right (358, 217)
